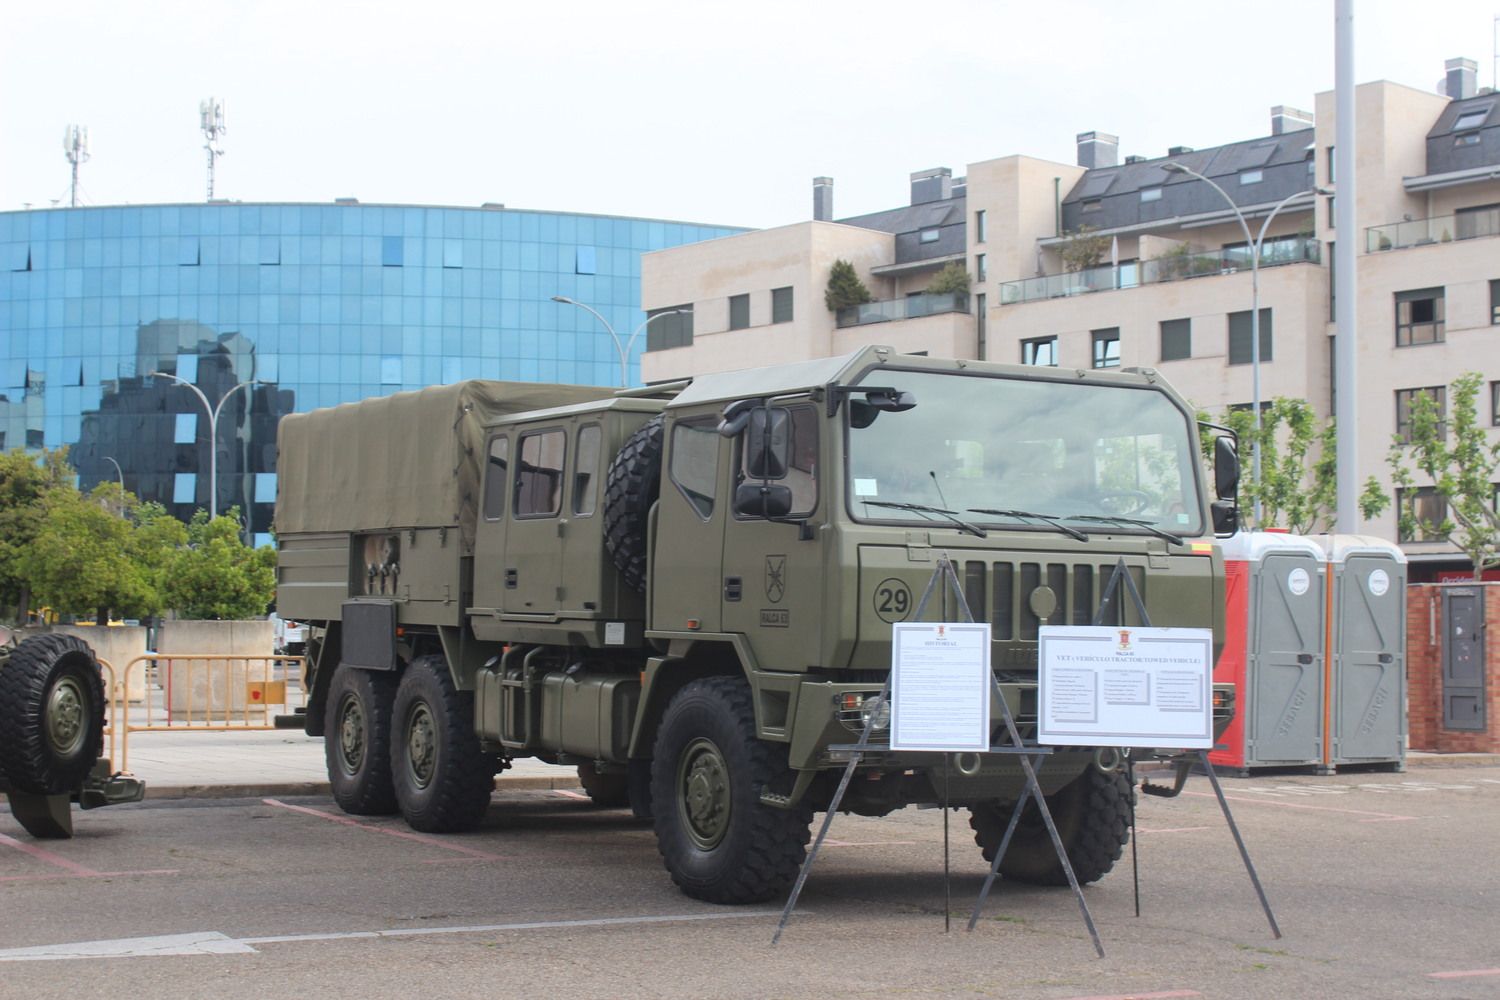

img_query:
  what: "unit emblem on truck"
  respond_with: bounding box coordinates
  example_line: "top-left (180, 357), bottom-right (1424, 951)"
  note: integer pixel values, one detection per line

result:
top-left (765, 555), bottom-right (786, 603)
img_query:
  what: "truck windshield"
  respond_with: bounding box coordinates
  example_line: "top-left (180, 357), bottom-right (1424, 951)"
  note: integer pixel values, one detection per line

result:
top-left (846, 370), bottom-right (1203, 537)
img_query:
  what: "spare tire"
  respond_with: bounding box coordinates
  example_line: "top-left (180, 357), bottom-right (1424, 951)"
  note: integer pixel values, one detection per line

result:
top-left (0, 634), bottom-right (106, 795)
top-left (603, 414), bottom-right (664, 593)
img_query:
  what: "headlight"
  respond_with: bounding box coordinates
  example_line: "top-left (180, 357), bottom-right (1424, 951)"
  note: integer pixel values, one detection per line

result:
top-left (836, 692), bottom-right (890, 733)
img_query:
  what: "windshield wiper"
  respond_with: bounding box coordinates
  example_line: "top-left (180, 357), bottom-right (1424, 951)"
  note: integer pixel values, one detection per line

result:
top-left (1061, 514), bottom-right (1185, 547)
top-left (968, 508), bottom-right (1089, 543)
top-left (861, 500), bottom-right (987, 538)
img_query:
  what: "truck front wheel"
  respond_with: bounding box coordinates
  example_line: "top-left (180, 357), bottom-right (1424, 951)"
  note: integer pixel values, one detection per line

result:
top-left (967, 766), bottom-right (1134, 886)
top-left (651, 677), bottom-right (811, 904)
top-left (324, 665), bottom-right (398, 816)
top-left (390, 655), bottom-right (494, 833)
top-left (0, 634), bottom-right (105, 796)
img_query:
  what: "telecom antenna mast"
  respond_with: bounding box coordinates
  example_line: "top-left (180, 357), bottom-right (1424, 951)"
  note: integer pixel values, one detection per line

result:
top-left (199, 97), bottom-right (227, 200)
top-left (63, 125), bottom-right (89, 208)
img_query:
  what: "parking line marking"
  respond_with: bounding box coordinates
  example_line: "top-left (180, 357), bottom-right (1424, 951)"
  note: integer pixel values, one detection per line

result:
top-left (1056, 991), bottom-right (1201, 1000)
top-left (553, 789), bottom-right (589, 800)
top-left (0, 932), bottom-right (255, 962)
top-left (240, 908), bottom-right (790, 945)
top-left (1136, 826), bottom-right (1213, 834)
top-left (0, 831), bottom-right (101, 877)
top-left (1180, 791), bottom-right (1417, 823)
top-left (821, 839), bottom-right (918, 848)
top-left (262, 799), bottom-right (507, 860)
top-left (1428, 968), bottom-right (1500, 980)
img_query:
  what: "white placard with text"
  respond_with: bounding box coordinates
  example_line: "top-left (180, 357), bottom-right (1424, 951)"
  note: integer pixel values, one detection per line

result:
top-left (890, 622), bottom-right (992, 752)
top-left (1038, 625), bottom-right (1213, 749)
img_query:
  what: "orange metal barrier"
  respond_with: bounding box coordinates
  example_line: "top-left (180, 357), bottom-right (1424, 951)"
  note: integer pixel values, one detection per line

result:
top-left (96, 657), bottom-right (118, 771)
top-left (111, 654), bottom-right (307, 772)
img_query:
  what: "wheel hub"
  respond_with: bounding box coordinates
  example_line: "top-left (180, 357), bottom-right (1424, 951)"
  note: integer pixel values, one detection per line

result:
top-left (336, 696), bottom-right (365, 775)
top-left (45, 677), bottom-right (87, 758)
top-left (679, 737), bottom-right (730, 849)
top-left (406, 704), bottom-right (436, 789)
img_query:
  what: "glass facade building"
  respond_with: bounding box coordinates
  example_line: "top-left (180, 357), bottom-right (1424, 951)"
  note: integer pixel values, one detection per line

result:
top-left (0, 203), bottom-right (741, 546)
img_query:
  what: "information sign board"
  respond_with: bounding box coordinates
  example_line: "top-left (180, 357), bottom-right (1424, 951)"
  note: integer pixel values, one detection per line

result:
top-left (890, 622), bottom-right (992, 752)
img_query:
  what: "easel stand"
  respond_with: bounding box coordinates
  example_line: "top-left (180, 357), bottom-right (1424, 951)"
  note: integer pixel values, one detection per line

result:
top-left (774, 555), bottom-right (1103, 956)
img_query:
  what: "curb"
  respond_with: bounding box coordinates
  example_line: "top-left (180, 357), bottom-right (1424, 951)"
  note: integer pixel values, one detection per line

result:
top-left (142, 774), bottom-right (581, 801)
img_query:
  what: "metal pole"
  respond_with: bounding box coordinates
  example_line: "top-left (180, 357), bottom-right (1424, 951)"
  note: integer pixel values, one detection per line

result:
top-left (552, 296), bottom-right (686, 387)
top-left (103, 456), bottom-right (124, 493)
top-left (1334, 0), bottom-right (1360, 531)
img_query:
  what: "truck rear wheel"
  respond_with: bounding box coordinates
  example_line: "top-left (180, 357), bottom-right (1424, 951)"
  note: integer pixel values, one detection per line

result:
top-left (603, 414), bottom-right (663, 593)
top-left (651, 677), bottom-right (811, 904)
top-left (967, 766), bottom-right (1133, 886)
top-left (324, 665), bottom-right (398, 816)
top-left (391, 655), bottom-right (494, 833)
top-left (0, 634), bottom-right (105, 796)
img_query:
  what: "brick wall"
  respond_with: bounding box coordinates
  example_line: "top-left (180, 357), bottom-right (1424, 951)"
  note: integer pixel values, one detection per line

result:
top-left (1406, 583), bottom-right (1500, 752)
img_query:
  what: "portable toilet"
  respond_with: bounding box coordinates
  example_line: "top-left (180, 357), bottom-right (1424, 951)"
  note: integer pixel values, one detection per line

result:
top-left (1210, 531), bottom-right (1328, 774)
top-left (1314, 534), bottom-right (1407, 770)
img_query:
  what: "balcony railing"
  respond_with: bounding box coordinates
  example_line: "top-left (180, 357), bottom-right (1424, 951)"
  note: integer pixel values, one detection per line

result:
top-left (1366, 209), bottom-right (1500, 252)
top-left (835, 291), bottom-right (968, 328)
top-left (998, 237), bottom-right (1321, 305)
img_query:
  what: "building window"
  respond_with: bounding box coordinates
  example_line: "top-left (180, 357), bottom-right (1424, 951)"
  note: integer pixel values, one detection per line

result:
top-left (381, 236), bottom-right (403, 267)
top-left (174, 413), bottom-right (197, 445)
top-left (771, 286), bottom-right (794, 324)
top-left (1456, 132), bottom-right (1482, 147)
top-left (1160, 318), bottom-right (1191, 361)
top-left (1395, 288), bottom-right (1445, 346)
top-left (575, 246), bottom-right (597, 275)
top-left (975, 293), bottom-right (987, 360)
top-left (1396, 486), bottom-right (1446, 542)
top-left (646, 305), bottom-right (694, 351)
top-left (514, 429), bottom-right (566, 518)
top-left (1396, 386), bottom-right (1446, 443)
top-left (1228, 308), bottom-right (1273, 365)
top-left (1491, 380), bottom-right (1500, 426)
top-left (1239, 169), bottom-right (1263, 185)
top-left (919, 228), bottom-right (940, 244)
top-left (975, 210), bottom-right (987, 244)
top-left (380, 356), bottom-right (402, 385)
top-left (442, 239), bottom-right (463, 269)
top-left (1082, 199), bottom-right (1102, 213)
top-left (1455, 203), bottom-right (1500, 240)
top-left (975, 253), bottom-right (987, 282)
top-left (1326, 146), bottom-right (1336, 183)
top-left (1140, 187), bottom-right (1162, 203)
top-left (1022, 336), bottom-right (1057, 366)
top-left (1453, 107), bottom-right (1491, 131)
top-left (1091, 328), bottom-right (1120, 368)
top-left (1492, 279), bottom-right (1500, 324)
top-left (178, 237), bottom-right (200, 266)
top-left (729, 293), bottom-right (750, 331)
top-left (173, 473), bottom-right (196, 505)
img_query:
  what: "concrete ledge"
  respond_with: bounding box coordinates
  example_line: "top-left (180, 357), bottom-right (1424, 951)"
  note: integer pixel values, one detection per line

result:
top-left (142, 773), bottom-right (585, 801)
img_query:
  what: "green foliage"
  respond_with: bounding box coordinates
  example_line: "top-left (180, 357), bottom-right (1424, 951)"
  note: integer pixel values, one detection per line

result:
top-left (161, 508), bottom-right (276, 620)
top-left (0, 448), bottom-right (72, 616)
top-left (926, 261), bottom-right (971, 296)
top-left (1058, 225), bottom-right (1109, 272)
top-left (824, 259), bottom-right (873, 311)
top-left (1387, 372), bottom-right (1500, 579)
top-left (1197, 399), bottom-right (1372, 533)
top-left (18, 483), bottom-right (161, 622)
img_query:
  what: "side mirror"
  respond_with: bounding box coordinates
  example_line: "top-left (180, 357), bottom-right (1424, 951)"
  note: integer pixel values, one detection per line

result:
top-left (1211, 499), bottom-right (1240, 536)
top-left (1214, 435), bottom-right (1239, 501)
top-left (735, 482), bottom-right (792, 518)
top-left (744, 407), bottom-right (790, 479)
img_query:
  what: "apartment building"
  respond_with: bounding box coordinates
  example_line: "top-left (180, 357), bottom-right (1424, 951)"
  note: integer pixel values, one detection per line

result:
top-left (640, 60), bottom-right (1500, 578)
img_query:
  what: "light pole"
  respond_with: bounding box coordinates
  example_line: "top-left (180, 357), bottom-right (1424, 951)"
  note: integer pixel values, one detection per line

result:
top-left (102, 455), bottom-right (124, 493)
top-left (1163, 162), bottom-right (1330, 525)
top-left (551, 296), bottom-right (688, 387)
top-left (151, 372), bottom-right (264, 520)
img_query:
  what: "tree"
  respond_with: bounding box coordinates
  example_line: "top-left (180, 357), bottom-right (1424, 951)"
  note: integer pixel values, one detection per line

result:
top-left (161, 508), bottom-right (276, 619)
top-left (1058, 225), bottom-right (1109, 272)
top-left (1198, 399), bottom-right (1388, 533)
top-left (824, 259), bottom-right (873, 311)
top-left (926, 261), bottom-right (971, 296)
top-left (1386, 372), bottom-right (1500, 579)
top-left (0, 448), bottom-right (72, 621)
top-left (18, 483), bottom-right (160, 624)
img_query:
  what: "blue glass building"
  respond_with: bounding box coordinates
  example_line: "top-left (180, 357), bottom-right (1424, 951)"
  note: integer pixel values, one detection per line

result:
top-left (0, 202), bottom-right (741, 546)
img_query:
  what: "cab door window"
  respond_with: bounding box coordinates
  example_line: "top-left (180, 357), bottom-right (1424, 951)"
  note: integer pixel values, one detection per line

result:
top-left (514, 429), bottom-right (565, 517)
top-left (669, 419), bottom-right (721, 520)
top-left (573, 425), bottom-right (601, 516)
top-left (482, 436), bottom-right (509, 520)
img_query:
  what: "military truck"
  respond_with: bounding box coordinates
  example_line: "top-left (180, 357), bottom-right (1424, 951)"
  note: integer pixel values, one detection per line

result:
top-left (0, 633), bottom-right (145, 837)
top-left (275, 345), bottom-right (1237, 903)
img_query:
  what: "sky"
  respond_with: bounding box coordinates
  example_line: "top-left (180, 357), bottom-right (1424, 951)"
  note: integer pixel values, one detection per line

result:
top-left (3, 0), bottom-right (1498, 230)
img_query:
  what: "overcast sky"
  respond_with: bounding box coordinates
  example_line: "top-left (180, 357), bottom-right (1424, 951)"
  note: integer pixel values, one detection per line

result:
top-left (3, 1), bottom-right (1497, 229)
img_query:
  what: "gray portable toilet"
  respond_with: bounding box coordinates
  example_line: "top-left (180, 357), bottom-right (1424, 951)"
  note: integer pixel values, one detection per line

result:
top-left (1315, 535), bottom-right (1407, 769)
top-left (1212, 532), bottom-right (1327, 773)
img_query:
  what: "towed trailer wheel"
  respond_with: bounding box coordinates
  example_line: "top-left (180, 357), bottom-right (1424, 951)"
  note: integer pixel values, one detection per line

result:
top-left (0, 634), bottom-right (106, 796)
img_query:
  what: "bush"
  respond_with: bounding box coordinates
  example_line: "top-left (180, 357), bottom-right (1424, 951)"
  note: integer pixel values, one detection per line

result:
top-left (824, 259), bottom-right (873, 311)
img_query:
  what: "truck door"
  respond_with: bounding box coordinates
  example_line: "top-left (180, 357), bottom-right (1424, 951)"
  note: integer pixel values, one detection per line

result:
top-left (651, 417), bottom-right (726, 634)
top-left (720, 403), bottom-right (823, 666)
top-left (503, 425), bottom-right (568, 615)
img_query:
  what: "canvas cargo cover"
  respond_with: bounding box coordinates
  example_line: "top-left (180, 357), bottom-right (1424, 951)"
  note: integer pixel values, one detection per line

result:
top-left (275, 380), bottom-right (613, 548)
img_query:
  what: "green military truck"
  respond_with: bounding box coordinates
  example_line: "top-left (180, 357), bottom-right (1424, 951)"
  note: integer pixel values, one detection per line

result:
top-left (275, 345), bottom-right (1236, 903)
top-left (1, 633), bottom-right (144, 837)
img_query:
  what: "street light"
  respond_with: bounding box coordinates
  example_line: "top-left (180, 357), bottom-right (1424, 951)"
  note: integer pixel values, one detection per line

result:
top-left (102, 455), bottom-right (124, 493)
top-left (150, 372), bottom-right (266, 520)
top-left (551, 296), bottom-right (689, 387)
top-left (1162, 162), bottom-right (1330, 525)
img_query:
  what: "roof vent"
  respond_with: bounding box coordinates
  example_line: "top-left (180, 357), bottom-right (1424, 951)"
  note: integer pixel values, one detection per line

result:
top-left (813, 177), bottom-right (833, 221)
top-left (1444, 57), bottom-right (1478, 100)
top-left (910, 167), bottom-right (953, 206)
top-left (1271, 105), bottom-right (1314, 134)
top-left (334, 197), bottom-right (359, 205)
top-left (1167, 145), bottom-right (1194, 156)
top-left (1124, 154), bottom-right (1146, 164)
top-left (1076, 131), bottom-right (1119, 169)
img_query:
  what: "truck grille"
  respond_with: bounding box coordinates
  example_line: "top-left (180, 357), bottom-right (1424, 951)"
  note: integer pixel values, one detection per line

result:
top-left (960, 560), bottom-right (1147, 640)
